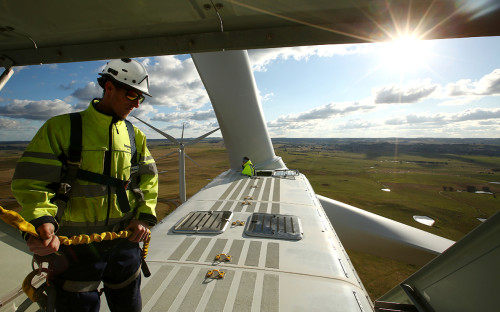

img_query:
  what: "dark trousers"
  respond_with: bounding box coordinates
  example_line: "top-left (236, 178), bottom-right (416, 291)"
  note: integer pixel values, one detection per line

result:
top-left (51, 239), bottom-right (142, 312)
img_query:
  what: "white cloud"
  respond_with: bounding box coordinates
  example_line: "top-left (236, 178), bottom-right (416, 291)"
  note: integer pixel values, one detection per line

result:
top-left (373, 80), bottom-right (439, 104)
top-left (445, 79), bottom-right (476, 96)
top-left (478, 120), bottom-right (500, 126)
top-left (132, 104), bottom-right (158, 119)
top-left (453, 107), bottom-right (500, 121)
top-left (438, 96), bottom-right (480, 106)
top-left (144, 56), bottom-right (209, 110)
top-left (272, 101), bottom-right (375, 125)
top-left (84, 56), bottom-right (210, 112)
top-left (0, 117), bottom-right (21, 129)
top-left (152, 109), bottom-right (216, 122)
top-left (475, 69), bottom-right (500, 94)
top-left (44, 64), bottom-right (58, 70)
top-left (13, 65), bottom-right (27, 73)
top-left (71, 82), bottom-right (102, 102)
top-left (248, 44), bottom-right (370, 72)
top-left (384, 107), bottom-right (500, 126)
top-left (259, 90), bottom-right (274, 103)
top-left (405, 113), bottom-right (446, 124)
top-left (268, 120), bottom-right (319, 137)
top-left (60, 80), bottom-right (78, 90)
top-left (267, 100), bottom-right (378, 137)
top-left (337, 119), bottom-right (378, 130)
top-left (444, 69), bottom-right (500, 96)
top-left (385, 117), bottom-right (406, 125)
top-left (0, 99), bottom-right (74, 120)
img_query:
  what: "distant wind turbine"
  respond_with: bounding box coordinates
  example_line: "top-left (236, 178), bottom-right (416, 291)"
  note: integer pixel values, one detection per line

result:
top-left (132, 115), bottom-right (220, 203)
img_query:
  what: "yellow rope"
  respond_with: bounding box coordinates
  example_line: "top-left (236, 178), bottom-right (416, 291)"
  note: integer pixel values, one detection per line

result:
top-left (59, 231), bottom-right (131, 245)
top-left (59, 231), bottom-right (151, 261)
top-left (0, 205), bottom-right (38, 237)
top-left (0, 206), bottom-right (150, 258)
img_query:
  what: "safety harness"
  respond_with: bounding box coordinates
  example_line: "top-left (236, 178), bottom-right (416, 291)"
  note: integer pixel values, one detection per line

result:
top-left (54, 112), bottom-right (139, 224)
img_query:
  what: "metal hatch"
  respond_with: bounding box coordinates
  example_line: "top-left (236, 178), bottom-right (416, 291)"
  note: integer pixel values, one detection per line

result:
top-left (245, 213), bottom-right (303, 240)
top-left (173, 211), bottom-right (233, 234)
top-left (272, 169), bottom-right (300, 178)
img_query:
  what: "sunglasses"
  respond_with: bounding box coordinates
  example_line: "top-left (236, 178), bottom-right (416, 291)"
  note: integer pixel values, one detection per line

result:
top-left (125, 89), bottom-right (145, 104)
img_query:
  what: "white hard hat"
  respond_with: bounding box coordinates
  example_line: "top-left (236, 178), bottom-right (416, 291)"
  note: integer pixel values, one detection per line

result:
top-left (98, 58), bottom-right (151, 96)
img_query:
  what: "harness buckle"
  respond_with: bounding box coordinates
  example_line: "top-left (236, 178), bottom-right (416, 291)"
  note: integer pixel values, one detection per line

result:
top-left (124, 179), bottom-right (131, 190)
top-left (66, 160), bottom-right (81, 166)
top-left (58, 182), bottom-right (71, 195)
top-left (22, 269), bottom-right (48, 304)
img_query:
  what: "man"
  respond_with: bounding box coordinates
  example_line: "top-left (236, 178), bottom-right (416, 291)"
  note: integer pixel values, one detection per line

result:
top-left (241, 156), bottom-right (255, 176)
top-left (11, 58), bottom-right (158, 312)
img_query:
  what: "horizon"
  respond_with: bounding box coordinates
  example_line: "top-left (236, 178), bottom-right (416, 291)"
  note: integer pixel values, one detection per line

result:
top-left (3, 137), bottom-right (500, 144)
top-left (1, 36), bottom-right (499, 141)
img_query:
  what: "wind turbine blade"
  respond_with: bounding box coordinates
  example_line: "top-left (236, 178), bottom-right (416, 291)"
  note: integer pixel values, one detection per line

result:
top-left (185, 128), bottom-right (220, 146)
top-left (317, 195), bottom-right (454, 266)
top-left (185, 154), bottom-right (201, 167)
top-left (131, 115), bottom-right (179, 144)
top-left (181, 123), bottom-right (185, 144)
top-left (156, 150), bottom-right (179, 160)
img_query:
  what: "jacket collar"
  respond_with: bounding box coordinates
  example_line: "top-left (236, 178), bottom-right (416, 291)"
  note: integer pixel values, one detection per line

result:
top-left (88, 99), bottom-right (123, 125)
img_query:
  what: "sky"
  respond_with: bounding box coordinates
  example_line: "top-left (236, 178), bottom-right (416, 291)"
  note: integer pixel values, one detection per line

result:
top-left (0, 35), bottom-right (499, 141)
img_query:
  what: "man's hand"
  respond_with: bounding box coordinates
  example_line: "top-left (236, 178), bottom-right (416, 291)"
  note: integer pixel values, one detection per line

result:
top-left (27, 223), bottom-right (60, 256)
top-left (125, 219), bottom-right (150, 243)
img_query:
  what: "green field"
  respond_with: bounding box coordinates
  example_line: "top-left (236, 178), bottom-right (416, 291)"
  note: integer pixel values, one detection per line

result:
top-left (276, 145), bottom-right (499, 241)
top-left (274, 141), bottom-right (499, 299)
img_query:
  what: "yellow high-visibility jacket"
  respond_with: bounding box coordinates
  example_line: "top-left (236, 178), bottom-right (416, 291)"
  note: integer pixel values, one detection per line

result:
top-left (242, 160), bottom-right (255, 177)
top-left (11, 100), bottom-right (158, 236)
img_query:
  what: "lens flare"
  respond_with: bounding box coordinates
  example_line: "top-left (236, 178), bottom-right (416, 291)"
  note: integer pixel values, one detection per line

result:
top-left (379, 35), bottom-right (432, 72)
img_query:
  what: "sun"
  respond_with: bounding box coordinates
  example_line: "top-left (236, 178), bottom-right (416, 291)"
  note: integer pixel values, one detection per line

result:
top-left (379, 35), bottom-right (432, 72)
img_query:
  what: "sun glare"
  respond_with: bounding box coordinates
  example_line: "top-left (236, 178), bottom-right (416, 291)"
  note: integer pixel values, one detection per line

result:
top-left (379, 35), bottom-right (431, 72)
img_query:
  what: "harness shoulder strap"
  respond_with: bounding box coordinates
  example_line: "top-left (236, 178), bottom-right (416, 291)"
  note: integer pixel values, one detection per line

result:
top-left (123, 119), bottom-right (147, 207)
top-left (55, 112), bottom-right (82, 222)
top-left (68, 113), bottom-right (82, 164)
top-left (124, 119), bottom-right (137, 166)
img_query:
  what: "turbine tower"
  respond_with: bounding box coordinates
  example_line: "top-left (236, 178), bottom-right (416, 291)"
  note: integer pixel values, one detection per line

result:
top-left (132, 116), bottom-right (220, 203)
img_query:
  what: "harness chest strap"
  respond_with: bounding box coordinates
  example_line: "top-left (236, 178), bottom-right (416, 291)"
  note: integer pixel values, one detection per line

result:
top-left (76, 169), bottom-right (132, 213)
top-left (55, 112), bottom-right (141, 222)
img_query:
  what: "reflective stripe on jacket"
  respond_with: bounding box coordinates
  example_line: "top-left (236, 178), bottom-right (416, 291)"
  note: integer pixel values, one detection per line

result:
top-left (242, 160), bottom-right (255, 176)
top-left (11, 100), bottom-right (158, 234)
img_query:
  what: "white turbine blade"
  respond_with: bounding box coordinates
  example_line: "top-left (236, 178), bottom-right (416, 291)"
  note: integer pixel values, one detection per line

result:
top-left (185, 127), bottom-right (220, 146)
top-left (131, 115), bottom-right (178, 144)
top-left (185, 154), bottom-right (201, 167)
top-left (156, 150), bottom-right (179, 160)
top-left (181, 123), bottom-right (185, 144)
top-left (318, 195), bottom-right (454, 266)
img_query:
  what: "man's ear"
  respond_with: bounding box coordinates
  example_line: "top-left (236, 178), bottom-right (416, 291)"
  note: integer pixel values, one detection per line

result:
top-left (104, 80), bottom-right (114, 93)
